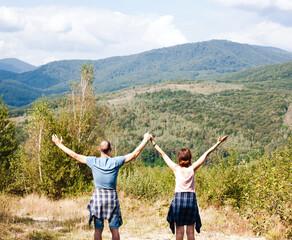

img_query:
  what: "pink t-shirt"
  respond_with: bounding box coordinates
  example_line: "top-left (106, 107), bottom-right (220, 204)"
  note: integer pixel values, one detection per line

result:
top-left (174, 166), bottom-right (195, 192)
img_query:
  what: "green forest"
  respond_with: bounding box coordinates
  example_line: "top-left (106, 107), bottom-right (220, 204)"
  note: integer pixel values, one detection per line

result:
top-left (1, 63), bottom-right (291, 239)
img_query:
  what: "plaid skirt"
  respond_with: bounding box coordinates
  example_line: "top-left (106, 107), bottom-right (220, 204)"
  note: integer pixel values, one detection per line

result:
top-left (167, 192), bottom-right (202, 234)
top-left (87, 188), bottom-right (123, 227)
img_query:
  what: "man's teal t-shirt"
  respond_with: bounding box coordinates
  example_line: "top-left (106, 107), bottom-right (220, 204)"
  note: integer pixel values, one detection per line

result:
top-left (86, 156), bottom-right (125, 190)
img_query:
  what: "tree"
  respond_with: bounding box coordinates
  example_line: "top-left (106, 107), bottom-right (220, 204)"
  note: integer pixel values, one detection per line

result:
top-left (25, 96), bottom-right (53, 184)
top-left (69, 63), bottom-right (95, 142)
top-left (39, 63), bottom-right (109, 198)
top-left (0, 97), bottom-right (17, 190)
top-left (8, 63), bottom-right (112, 198)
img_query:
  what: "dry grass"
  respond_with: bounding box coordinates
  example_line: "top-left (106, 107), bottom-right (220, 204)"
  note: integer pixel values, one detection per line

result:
top-left (0, 193), bottom-right (266, 240)
top-left (8, 116), bottom-right (29, 124)
top-left (14, 194), bottom-right (88, 221)
top-left (102, 81), bottom-right (242, 106)
top-left (0, 194), bottom-right (91, 239)
top-left (201, 206), bottom-right (253, 236)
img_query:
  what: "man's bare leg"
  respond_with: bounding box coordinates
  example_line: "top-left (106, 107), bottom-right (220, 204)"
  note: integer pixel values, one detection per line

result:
top-left (94, 228), bottom-right (103, 240)
top-left (110, 228), bottom-right (120, 240)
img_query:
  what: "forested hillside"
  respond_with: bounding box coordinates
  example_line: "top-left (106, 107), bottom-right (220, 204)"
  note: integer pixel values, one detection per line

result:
top-left (1, 40), bottom-right (292, 108)
top-left (217, 61), bottom-right (292, 90)
top-left (101, 84), bottom-right (290, 166)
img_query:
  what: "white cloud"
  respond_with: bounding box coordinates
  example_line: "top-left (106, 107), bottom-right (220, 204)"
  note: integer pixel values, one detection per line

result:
top-left (275, 0), bottom-right (292, 10)
top-left (213, 21), bottom-right (292, 51)
top-left (210, 0), bottom-right (292, 10)
top-left (209, 0), bottom-right (292, 32)
top-left (43, 14), bottom-right (72, 33)
top-left (210, 0), bottom-right (270, 9)
top-left (0, 7), bottom-right (25, 32)
top-left (142, 15), bottom-right (187, 46)
top-left (0, 6), bottom-right (187, 65)
top-left (0, 41), bottom-right (4, 51)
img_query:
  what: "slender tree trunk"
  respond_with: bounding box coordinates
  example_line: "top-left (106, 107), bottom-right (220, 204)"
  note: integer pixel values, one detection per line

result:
top-left (115, 139), bottom-right (117, 157)
top-left (78, 77), bottom-right (87, 142)
top-left (38, 126), bottom-right (43, 182)
top-left (87, 129), bottom-right (95, 141)
top-left (72, 89), bottom-right (76, 121)
top-left (22, 172), bottom-right (28, 194)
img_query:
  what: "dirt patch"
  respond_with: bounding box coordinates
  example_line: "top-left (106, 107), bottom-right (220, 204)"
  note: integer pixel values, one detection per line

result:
top-left (9, 115), bottom-right (30, 124)
top-left (283, 103), bottom-right (292, 128)
top-left (106, 82), bottom-right (242, 105)
top-left (119, 231), bottom-right (265, 240)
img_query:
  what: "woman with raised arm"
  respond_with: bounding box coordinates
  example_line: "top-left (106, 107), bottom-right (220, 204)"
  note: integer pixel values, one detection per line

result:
top-left (150, 135), bottom-right (228, 240)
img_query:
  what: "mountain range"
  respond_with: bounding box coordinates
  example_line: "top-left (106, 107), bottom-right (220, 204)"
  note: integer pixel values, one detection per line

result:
top-left (1, 39), bottom-right (292, 108)
top-left (0, 58), bottom-right (37, 73)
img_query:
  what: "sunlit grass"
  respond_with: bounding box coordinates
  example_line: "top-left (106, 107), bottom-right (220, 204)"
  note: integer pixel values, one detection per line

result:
top-left (0, 193), bottom-right (269, 240)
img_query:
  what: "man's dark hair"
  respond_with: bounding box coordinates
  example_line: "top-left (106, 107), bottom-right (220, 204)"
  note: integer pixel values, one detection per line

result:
top-left (99, 140), bottom-right (111, 154)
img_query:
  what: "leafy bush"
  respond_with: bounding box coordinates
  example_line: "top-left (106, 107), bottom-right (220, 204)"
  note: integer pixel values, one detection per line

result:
top-left (195, 138), bottom-right (291, 238)
top-left (118, 162), bottom-right (174, 199)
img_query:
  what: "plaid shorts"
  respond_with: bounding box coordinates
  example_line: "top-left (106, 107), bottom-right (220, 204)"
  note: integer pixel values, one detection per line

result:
top-left (87, 188), bottom-right (123, 228)
top-left (167, 192), bottom-right (202, 234)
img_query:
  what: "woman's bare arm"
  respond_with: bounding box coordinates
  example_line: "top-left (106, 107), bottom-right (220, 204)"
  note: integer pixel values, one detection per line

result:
top-left (150, 137), bottom-right (177, 172)
top-left (192, 135), bottom-right (228, 170)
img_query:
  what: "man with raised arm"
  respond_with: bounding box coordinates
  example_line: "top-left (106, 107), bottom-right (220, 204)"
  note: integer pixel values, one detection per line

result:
top-left (52, 133), bottom-right (151, 240)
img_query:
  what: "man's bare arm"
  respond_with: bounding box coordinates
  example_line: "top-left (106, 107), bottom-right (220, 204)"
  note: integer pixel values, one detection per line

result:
top-left (124, 132), bottom-right (150, 163)
top-left (52, 134), bottom-right (87, 164)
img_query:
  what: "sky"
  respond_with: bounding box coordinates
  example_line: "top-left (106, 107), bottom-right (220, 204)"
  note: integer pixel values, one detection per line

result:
top-left (0, 0), bottom-right (292, 66)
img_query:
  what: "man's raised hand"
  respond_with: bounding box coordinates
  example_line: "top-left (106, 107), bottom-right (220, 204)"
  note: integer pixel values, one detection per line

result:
top-left (143, 132), bottom-right (151, 141)
top-left (52, 134), bottom-right (63, 145)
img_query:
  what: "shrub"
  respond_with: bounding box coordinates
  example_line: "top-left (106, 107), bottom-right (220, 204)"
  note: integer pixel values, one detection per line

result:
top-left (118, 162), bottom-right (174, 199)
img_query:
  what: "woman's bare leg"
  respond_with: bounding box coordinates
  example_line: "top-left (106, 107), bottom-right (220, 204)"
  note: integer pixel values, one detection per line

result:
top-left (176, 225), bottom-right (184, 240)
top-left (186, 224), bottom-right (195, 240)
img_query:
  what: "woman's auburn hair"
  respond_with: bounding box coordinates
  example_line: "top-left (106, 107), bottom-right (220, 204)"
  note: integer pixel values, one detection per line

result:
top-left (177, 148), bottom-right (192, 167)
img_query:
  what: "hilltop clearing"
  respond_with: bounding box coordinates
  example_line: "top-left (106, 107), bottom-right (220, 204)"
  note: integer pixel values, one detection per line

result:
top-left (101, 80), bottom-right (242, 105)
top-left (284, 103), bottom-right (292, 128)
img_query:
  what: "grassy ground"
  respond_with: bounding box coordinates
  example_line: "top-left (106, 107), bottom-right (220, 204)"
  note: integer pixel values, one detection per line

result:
top-left (0, 193), bottom-right (265, 240)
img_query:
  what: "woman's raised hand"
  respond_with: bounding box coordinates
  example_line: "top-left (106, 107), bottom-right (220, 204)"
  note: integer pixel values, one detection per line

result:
top-left (149, 134), bottom-right (154, 141)
top-left (217, 135), bottom-right (228, 143)
top-left (52, 134), bottom-right (63, 145)
top-left (149, 134), bottom-right (157, 147)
